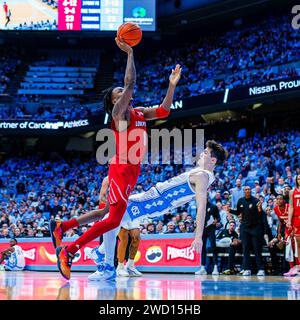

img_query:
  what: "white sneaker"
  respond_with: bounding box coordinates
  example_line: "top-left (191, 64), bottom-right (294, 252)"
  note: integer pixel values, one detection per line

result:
top-left (0, 265), bottom-right (5, 271)
top-left (195, 266), bottom-right (207, 275)
top-left (257, 270), bottom-right (265, 276)
top-left (84, 247), bottom-right (104, 265)
top-left (116, 266), bottom-right (130, 277)
top-left (238, 269), bottom-right (244, 275)
top-left (242, 270), bottom-right (251, 276)
top-left (88, 263), bottom-right (116, 281)
top-left (212, 265), bottom-right (219, 275)
top-left (127, 265), bottom-right (142, 277)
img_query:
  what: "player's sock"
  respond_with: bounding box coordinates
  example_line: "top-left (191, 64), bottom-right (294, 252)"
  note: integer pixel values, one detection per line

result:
top-left (67, 201), bottom-right (127, 255)
top-left (103, 226), bottom-right (120, 266)
top-left (296, 258), bottom-right (300, 265)
top-left (126, 259), bottom-right (134, 268)
top-left (289, 262), bottom-right (295, 269)
top-left (61, 218), bottom-right (79, 233)
top-left (98, 242), bottom-right (105, 255)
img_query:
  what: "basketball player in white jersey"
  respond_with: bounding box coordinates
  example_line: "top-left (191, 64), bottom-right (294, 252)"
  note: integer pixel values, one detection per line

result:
top-left (51, 140), bottom-right (227, 280)
top-left (0, 239), bottom-right (25, 271)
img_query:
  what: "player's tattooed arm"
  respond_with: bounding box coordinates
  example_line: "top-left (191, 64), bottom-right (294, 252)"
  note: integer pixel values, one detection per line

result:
top-left (112, 38), bottom-right (136, 122)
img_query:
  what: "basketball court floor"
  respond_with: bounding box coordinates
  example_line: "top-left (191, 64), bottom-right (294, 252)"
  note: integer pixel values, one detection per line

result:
top-left (0, 271), bottom-right (299, 300)
top-left (0, 0), bottom-right (57, 29)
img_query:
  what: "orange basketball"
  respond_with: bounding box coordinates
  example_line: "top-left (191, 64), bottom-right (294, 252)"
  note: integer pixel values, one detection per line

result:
top-left (117, 22), bottom-right (142, 47)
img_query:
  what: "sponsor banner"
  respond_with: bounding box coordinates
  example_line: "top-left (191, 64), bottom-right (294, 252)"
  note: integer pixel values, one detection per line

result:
top-left (0, 240), bottom-right (99, 266)
top-left (134, 236), bottom-right (200, 268)
top-left (0, 116), bottom-right (104, 134)
top-left (0, 119), bottom-right (90, 131)
top-left (0, 235), bottom-right (200, 271)
top-left (226, 76), bottom-right (300, 103)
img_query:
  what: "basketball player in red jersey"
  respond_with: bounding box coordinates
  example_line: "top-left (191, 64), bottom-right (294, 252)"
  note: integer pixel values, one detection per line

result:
top-left (3, 2), bottom-right (7, 16)
top-left (285, 174), bottom-right (300, 276)
top-left (52, 37), bottom-right (182, 280)
top-left (273, 195), bottom-right (298, 273)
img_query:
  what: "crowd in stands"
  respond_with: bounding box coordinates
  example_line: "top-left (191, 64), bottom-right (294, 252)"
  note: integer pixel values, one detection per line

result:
top-left (0, 103), bottom-right (94, 120)
top-left (114, 15), bottom-right (300, 106)
top-left (0, 51), bottom-right (21, 94)
top-left (14, 20), bottom-right (57, 31)
top-left (42, 0), bottom-right (58, 9)
top-left (0, 128), bottom-right (299, 235)
top-left (0, 124), bottom-right (299, 274)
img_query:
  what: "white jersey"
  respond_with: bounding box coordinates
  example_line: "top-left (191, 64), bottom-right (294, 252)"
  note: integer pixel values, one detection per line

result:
top-left (123, 168), bottom-right (215, 222)
top-left (4, 245), bottom-right (25, 271)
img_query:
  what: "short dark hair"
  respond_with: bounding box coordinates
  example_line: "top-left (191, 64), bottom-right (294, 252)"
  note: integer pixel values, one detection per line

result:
top-left (102, 87), bottom-right (114, 121)
top-left (296, 174), bottom-right (300, 188)
top-left (206, 140), bottom-right (227, 165)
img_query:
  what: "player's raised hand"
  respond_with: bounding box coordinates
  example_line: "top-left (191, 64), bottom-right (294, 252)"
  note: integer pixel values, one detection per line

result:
top-left (191, 238), bottom-right (203, 253)
top-left (115, 37), bottom-right (133, 54)
top-left (169, 64), bottom-right (182, 86)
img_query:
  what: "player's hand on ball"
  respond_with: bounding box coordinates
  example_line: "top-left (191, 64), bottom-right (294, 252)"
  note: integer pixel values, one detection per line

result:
top-left (191, 238), bottom-right (202, 253)
top-left (115, 37), bottom-right (133, 54)
top-left (169, 64), bottom-right (182, 86)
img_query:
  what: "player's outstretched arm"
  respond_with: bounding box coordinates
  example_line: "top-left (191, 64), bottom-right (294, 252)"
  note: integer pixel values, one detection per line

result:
top-left (190, 172), bottom-right (209, 253)
top-left (141, 64), bottom-right (182, 121)
top-left (112, 38), bottom-right (136, 122)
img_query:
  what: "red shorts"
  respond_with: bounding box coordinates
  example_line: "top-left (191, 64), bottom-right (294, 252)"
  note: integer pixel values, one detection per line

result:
top-left (292, 216), bottom-right (300, 235)
top-left (107, 164), bottom-right (140, 205)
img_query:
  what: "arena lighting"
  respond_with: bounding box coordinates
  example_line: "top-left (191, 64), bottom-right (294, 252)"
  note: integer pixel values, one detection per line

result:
top-left (252, 103), bottom-right (263, 109)
top-left (154, 120), bottom-right (167, 126)
top-left (80, 132), bottom-right (95, 138)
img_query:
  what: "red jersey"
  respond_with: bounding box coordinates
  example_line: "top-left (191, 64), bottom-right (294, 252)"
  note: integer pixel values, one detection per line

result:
top-left (274, 204), bottom-right (289, 224)
top-left (111, 108), bottom-right (147, 165)
top-left (3, 4), bottom-right (7, 14)
top-left (293, 188), bottom-right (300, 217)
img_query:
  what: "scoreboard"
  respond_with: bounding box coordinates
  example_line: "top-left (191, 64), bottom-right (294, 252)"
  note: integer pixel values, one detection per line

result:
top-left (79, 0), bottom-right (156, 31)
top-left (3, 0), bottom-right (156, 31)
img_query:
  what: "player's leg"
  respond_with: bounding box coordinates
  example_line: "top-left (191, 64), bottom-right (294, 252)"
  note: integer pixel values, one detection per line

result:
top-left (295, 234), bottom-right (300, 269)
top-left (208, 229), bottom-right (219, 275)
top-left (126, 228), bottom-right (142, 277)
top-left (56, 200), bottom-right (127, 280)
top-left (50, 207), bottom-right (108, 249)
top-left (195, 231), bottom-right (208, 275)
top-left (116, 228), bottom-right (130, 277)
top-left (88, 225), bottom-right (120, 281)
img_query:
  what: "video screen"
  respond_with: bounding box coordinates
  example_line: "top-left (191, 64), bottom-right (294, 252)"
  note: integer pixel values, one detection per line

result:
top-left (1, 0), bottom-right (156, 31)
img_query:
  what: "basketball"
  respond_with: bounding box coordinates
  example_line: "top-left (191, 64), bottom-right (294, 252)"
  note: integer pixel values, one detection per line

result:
top-left (117, 22), bottom-right (142, 47)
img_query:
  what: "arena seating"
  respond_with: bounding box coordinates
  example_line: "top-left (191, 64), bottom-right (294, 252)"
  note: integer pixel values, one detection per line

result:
top-left (0, 128), bottom-right (299, 239)
top-left (113, 15), bottom-right (300, 106)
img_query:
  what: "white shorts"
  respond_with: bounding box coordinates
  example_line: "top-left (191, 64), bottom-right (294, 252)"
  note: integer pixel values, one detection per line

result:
top-left (120, 219), bottom-right (140, 230)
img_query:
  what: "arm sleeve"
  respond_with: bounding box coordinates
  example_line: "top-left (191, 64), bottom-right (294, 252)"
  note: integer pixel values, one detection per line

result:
top-left (155, 105), bottom-right (170, 119)
top-left (270, 182), bottom-right (278, 197)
